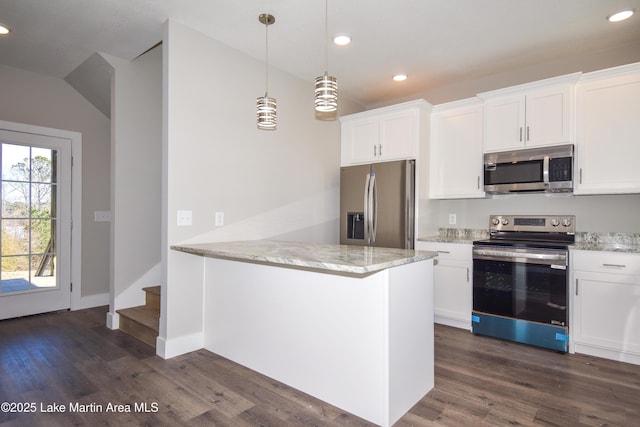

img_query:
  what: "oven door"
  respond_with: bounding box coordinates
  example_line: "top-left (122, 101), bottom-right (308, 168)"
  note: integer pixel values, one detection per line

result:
top-left (472, 246), bottom-right (568, 326)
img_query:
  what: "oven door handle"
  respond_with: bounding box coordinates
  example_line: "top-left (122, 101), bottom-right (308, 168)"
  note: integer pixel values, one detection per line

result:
top-left (473, 248), bottom-right (567, 266)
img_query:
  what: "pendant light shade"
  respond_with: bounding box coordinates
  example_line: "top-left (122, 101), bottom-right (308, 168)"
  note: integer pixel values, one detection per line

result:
top-left (257, 13), bottom-right (276, 130)
top-left (257, 95), bottom-right (276, 130)
top-left (315, 0), bottom-right (337, 115)
top-left (315, 72), bottom-right (338, 112)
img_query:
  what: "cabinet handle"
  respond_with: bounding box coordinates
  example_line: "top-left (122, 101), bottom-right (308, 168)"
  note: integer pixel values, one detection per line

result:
top-left (374, 145), bottom-right (377, 157)
top-left (477, 176), bottom-right (480, 189)
top-left (519, 127), bottom-right (523, 142)
top-left (575, 279), bottom-right (579, 296)
top-left (379, 144), bottom-right (382, 156)
top-left (602, 263), bottom-right (626, 268)
top-left (526, 126), bottom-right (530, 141)
top-left (466, 267), bottom-right (470, 282)
top-left (437, 250), bottom-right (451, 254)
top-left (579, 168), bottom-right (583, 184)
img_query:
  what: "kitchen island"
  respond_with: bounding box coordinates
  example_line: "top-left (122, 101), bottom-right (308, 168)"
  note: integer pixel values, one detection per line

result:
top-left (171, 240), bottom-right (436, 427)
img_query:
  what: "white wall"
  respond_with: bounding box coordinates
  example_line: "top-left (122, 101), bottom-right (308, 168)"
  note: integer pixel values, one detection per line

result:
top-left (0, 64), bottom-right (110, 302)
top-left (101, 48), bottom-right (163, 326)
top-left (159, 21), bottom-right (343, 358)
top-left (421, 193), bottom-right (640, 234)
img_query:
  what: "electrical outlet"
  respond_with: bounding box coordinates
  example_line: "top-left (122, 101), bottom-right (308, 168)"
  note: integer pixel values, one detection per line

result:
top-left (177, 210), bottom-right (192, 226)
top-left (215, 211), bottom-right (224, 226)
top-left (449, 213), bottom-right (457, 225)
top-left (94, 211), bottom-right (111, 222)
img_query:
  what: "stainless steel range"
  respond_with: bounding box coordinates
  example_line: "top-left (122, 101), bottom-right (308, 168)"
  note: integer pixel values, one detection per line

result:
top-left (472, 215), bottom-right (575, 352)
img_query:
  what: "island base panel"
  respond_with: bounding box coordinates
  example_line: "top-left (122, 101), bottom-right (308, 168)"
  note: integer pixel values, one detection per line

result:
top-left (203, 257), bottom-right (434, 426)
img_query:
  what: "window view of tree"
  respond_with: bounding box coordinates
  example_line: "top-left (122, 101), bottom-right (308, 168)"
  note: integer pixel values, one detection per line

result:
top-left (1, 143), bottom-right (57, 293)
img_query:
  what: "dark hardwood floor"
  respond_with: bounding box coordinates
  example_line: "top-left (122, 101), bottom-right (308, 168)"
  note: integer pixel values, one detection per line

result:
top-left (1, 306), bottom-right (638, 426)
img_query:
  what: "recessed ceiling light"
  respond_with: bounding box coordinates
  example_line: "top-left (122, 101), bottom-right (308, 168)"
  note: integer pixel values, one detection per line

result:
top-left (0, 23), bottom-right (11, 35)
top-left (607, 8), bottom-right (635, 22)
top-left (333, 34), bottom-right (351, 46)
top-left (393, 74), bottom-right (408, 82)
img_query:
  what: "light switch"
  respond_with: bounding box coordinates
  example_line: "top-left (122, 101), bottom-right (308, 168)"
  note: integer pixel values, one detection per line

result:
top-left (215, 211), bottom-right (224, 226)
top-left (177, 210), bottom-right (192, 226)
top-left (94, 211), bottom-right (111, 222)
top-left (449, 213), bottom-right (457, 225)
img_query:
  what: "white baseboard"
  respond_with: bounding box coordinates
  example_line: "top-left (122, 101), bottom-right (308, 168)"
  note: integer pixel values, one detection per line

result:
top-left (73, 292), bottom-right (109, 310)
top-left (435, 315), bottom-right (472, 331)
top-left (573, 343), bottom-right (640, 366)
top-left (106, 311), bottom-right (119, 330)
top-left (156, 332), bottom-right (204, 359)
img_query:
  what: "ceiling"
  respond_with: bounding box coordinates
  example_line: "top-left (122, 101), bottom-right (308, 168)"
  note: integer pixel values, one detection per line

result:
top-left (1, 0), bottom-right (640, 109)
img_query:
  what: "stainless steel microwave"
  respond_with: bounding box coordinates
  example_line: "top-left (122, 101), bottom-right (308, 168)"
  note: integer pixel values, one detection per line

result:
top-left (484, 144), bottom-right (574, 194)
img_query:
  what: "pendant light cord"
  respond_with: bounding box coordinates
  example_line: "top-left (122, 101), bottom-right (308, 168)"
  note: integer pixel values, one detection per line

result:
top-left (324, 0), bottom-right (329, 75)
top-left (265, 20), bottom-right (269, 96)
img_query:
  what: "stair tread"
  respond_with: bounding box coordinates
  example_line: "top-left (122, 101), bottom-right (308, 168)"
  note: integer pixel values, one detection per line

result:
top-left (117, 305), bottom-right (159, 331)
top-left (142, 286), bottom-right (161, 296)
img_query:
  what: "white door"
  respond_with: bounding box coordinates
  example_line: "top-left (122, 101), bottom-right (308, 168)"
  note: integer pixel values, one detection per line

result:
top-left (0, 129), bottom-right (71, 319)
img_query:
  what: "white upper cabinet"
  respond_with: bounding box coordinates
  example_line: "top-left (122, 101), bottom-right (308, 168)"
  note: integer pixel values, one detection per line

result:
top-left (574, 63), bottom-right (640, 195)
top-left (429, 98), bottom-right (485, 199)
top-left (479, 74), bottom-right (580, 152)
top-left (340, 100), bottom-right (430, 166)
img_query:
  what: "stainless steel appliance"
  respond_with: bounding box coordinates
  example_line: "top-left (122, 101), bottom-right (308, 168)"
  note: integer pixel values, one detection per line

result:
top-left (484, 144), bottom-right (574, 194)
top-left (340, 159), bottom-right (415, 249)
top-left (472, 215), bottom-right (575, 352)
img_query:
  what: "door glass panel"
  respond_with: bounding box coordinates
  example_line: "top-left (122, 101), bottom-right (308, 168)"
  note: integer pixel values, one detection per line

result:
top-left (473, 259), bottom-right (568, 325)
top-left (1, 143), bottom-right (58, 295)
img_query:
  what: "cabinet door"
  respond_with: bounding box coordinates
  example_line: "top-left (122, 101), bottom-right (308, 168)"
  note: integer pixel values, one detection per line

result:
top-left (573, 271), bottom-right (640, 356)
top-left (379, 109), bottom-right (417, 161)
top-left (483, 95), bottom-right (525, 152)
top-left (575, 69), bottom-right (640, 194)
top-left (525, 85), bottom-right (572, 147)
top-left (430, 102), bottom-right (484, 198)
top-left (417, 242), bottom-right (472, 330)
top-left (341, 118), bottom-right (379, 165)
top-left (433, 259), bottom-right (471, 330)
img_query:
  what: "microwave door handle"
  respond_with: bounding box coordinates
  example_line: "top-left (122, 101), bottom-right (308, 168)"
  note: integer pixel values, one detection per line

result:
top-left (543, 155), bottom-right (550, 184)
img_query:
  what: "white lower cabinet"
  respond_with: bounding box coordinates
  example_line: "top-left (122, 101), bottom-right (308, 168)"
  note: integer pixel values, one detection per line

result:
top-left (571, 250), bottom-right (640, 365)
top-left (417, 242), bottom-right (472, 330)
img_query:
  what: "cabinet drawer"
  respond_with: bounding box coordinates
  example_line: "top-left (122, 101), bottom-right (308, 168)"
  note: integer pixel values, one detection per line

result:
top-left (417, 242), bottom-right (472, 261)
top-left (572, 250), bottom-right (640, 275)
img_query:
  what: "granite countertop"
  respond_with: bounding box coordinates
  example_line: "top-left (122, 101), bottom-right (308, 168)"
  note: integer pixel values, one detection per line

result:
top-left (418, 228), bottom-right (489, 245)
top-left (418, 229), bottom-right (640, 253)
top-left (572, 232), bottom-right (640, 253)
top-left (171, 240), bottom-right (437, 276)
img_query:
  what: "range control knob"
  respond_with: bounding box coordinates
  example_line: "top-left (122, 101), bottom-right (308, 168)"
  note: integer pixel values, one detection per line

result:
top-left (562, 218), bottom-right (572, 227)
top-left (550, 218), bottom-right (560, 227)
top-left (501, 218), bottom-right (509, 226)
top-left (492, 217), bottom-right (500, 226)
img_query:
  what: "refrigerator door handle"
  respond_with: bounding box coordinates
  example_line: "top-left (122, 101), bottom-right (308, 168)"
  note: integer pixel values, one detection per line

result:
top-left (370, 172), bottom-right (378, 244)
top-left (364, 172), bottom-right (371, 245)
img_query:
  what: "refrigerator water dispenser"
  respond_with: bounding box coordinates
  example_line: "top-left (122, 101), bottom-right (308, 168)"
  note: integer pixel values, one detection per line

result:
top-left (346, 212), bottom-right (365, 240)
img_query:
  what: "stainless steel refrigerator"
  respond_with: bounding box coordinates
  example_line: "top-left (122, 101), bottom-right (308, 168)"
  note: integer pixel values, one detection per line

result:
top-left (340, 159), bottom-right (415, 249)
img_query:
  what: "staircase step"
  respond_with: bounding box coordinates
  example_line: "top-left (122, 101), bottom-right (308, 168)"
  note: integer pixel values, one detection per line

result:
top-left (117, 305), bottom-right (159, 348)
top-left (143, 286), bottom-right (161, 311)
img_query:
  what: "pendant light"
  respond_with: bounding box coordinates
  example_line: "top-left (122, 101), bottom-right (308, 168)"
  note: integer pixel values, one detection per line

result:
top-left (314, 0), bottom-right (337, 115)
top-left (257, 13), bottom-right (276, 130)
